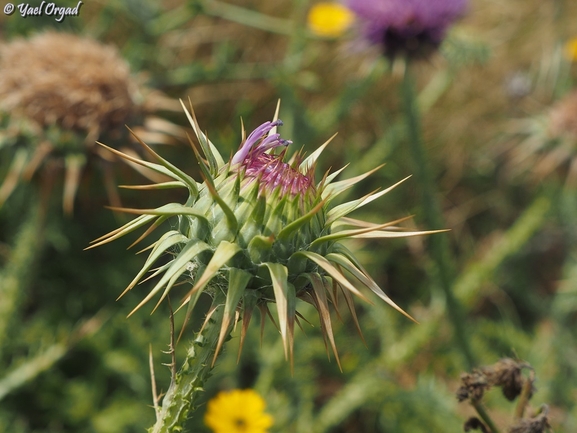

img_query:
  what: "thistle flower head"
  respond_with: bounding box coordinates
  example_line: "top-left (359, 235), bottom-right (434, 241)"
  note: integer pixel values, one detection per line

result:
top-left (347, 0), bottom-right (468, 60)
top-left (90, 101), bottom-right (437, 367)
top-left (0, 32), bottom-right (179, 213)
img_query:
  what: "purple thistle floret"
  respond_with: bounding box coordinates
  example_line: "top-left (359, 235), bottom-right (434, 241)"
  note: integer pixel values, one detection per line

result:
top-left (231, 119), bottom-right (314, 196)
top-left (347, 0), bottom-right (468, 59)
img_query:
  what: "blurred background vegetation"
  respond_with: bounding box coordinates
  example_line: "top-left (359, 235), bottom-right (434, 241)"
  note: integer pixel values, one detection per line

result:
top-left (1, 0), bottom-right (577, 431)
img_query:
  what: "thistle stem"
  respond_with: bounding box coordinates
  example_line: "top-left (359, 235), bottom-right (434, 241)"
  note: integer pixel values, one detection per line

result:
top-left (149, 291), bottom-right (229, 433)
top-left (472, 401), bottom-right (502, 433)
top-left (514, 369), bottom-right (535, 420)
top-left (401, 64), bottom-right (475, 370)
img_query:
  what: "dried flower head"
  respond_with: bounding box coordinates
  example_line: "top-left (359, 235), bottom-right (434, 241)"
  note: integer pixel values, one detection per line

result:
top-left (307, 3), bottom-right (356, 38)
top-left (509, 406), bottom-right (551, 433)
top-left (204, 389), bottom-right (273, 433)
top-left (0, 32), bottom-right (137, 141)
top-left (457, 370), bottom-right (490, 402)
top-left (483, 358), bottom-right (533, 402)
top-left (346, 0), bottom-right (468, 60)
top-left (0, 32), bottom-right (179, 213)
top-left (90, 101), bottom-right (438, 367)
top-left (457, 358), bottom-right (533, 403)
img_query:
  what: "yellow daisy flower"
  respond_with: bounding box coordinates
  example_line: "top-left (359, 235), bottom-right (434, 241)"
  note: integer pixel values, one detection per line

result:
top-left (307, 2), bottom-right (355, 38)
top-left (564, 37), bottom-right (577, 62)
top-left (204, 389), bottom-right (273, 433)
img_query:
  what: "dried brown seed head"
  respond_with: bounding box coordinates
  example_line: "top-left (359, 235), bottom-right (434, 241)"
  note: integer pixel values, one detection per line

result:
top-left (482, 358), bottom-right (533, 402)
top-left (0, 31), bottom-right (138, 144)
top-left (508, 408), bottom-right (550, 433)
top-left (457, 370), bottom-right (490, 402)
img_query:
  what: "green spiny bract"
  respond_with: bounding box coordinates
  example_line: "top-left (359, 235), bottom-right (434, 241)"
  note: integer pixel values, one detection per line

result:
top-left (90, 101), bottom-right (438, 367)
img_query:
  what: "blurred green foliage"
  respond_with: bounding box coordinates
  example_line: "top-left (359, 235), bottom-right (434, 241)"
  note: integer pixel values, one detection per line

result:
top-left (1, 0), bottom-right (577, 432)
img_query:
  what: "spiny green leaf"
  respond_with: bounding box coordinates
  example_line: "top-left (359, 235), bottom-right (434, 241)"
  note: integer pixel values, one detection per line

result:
top-left (326, 253), bottom-right (415, 322)
top-left (306, 273), bottom-right (341, 370)
top-left (263, 262), bottom-right (293, 360)
top-left (86, 214), bottom-right (158, 249)
top-left (238, 292), bottom-right (259, 360)
top-left (324, 164), bottom-right (349, 185)
top-left (326, 176), bottom-right (411, 225)
top-left (127, 239), bottom-right (212, 317)
top-left (277, 199), bottom-right (326, 241)
top-left (201, 175), bottom-right (239, 237)
top-left (107, 203), bottom-right (209, 221)
top-left (292, 251), bottom-right (370, 303)
top-left (127, 127), bottom-right (200, 197)
top-left (321, 164), bottom-right (384, 201)
top-left (180, 99), bottom-right (225, 171)
top-left (119, 230), bottom-right (188, 299)
top-left (310, 220), bottom-right (407, 249)
top-left (180, 241), bottom-right (243, 310)
top-left (214, 268), bottom-right (253, 364)
top-left (299, 133), bottom-right (337, 172)
top-left (247, 235), bottom-right (274, 263)
top-left (96, 141), bottom-right (199, 198)
top-left (119, 181), bottom-right (186, 190)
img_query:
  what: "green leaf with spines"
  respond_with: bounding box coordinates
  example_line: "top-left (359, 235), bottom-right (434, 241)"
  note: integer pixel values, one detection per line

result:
top-left (306, 272), bottom-right (341, 369)
top-left (326, 252), bottom-right (414, 322)
top-left (263, 262), bottom-right (294, 360)
top-left (322, 165), bottom-right (384, 201)
top-left (214, 267), bottom-right (253, 362)
top-left (120, 230), bottom-right (189, 297)
top-left (325, 176), bottom-right (409, 225)
top-left (247, 235), bottom-right (274, 264)
top-left (292, 250), bottom-right (370, 303)
top-left (87, 214), bottom-right (159, 249)
top-left (277, 198), bottom-right (326, 241)
top-left (128, 239), bottom-right (212, 316)
top-left (180, 99), bottom-right (225, 172)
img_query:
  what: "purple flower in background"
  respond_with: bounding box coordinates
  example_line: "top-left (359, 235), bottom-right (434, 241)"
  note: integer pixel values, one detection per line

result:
top-left (347, 0), bottom-right (468, 59)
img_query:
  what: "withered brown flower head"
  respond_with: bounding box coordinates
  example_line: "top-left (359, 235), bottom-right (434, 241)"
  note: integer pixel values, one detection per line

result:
top-left (0, 32), bottom-right (180, 213)
top-left (508, 407), bottom-right (551, 433)
top-left (457, 370), bottom-right (490, 402)
top-left (483, 358), bottom-right (532, 402)
top-left (457, 358), bottom-right (533, 403)
top-left (0, 31), bottom-right (138, 143)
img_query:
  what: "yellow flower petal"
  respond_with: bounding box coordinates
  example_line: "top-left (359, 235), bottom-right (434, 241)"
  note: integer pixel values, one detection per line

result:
top-left (307, 2), bottom-right (355, 38)
top-left (564, 37), bottom-right (577, 62)
top-left (205, 389), bottom-right (274, 433)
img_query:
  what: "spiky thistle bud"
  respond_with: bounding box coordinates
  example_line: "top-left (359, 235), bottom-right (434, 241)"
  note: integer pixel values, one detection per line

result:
top-left (91, 101), bottom-right (437, 367)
